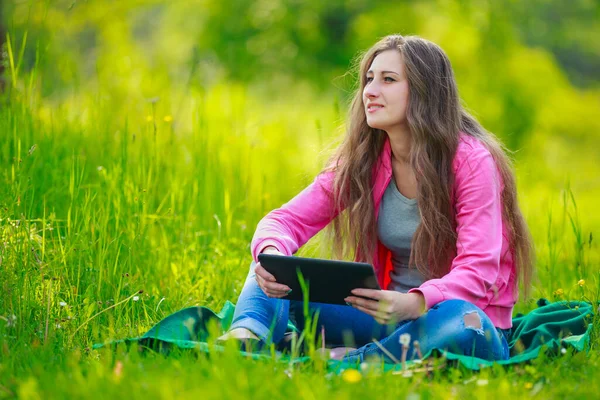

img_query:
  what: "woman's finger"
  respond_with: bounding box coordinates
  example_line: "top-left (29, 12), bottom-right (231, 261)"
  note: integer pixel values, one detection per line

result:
top-left (255, 273), bottom-right (265, 288)
top-left (255, 263), bottom-right (276, 282)
top-left (256, 275), bottom-right (272, 294)
top-left (354, 304), bottom-right (390, 324)
top-left (263, 286), bottom-right (292, 297)
top-left (351, 288), bottom-right (382, 300)
top-left (262, 280), bottom-right (291, 293)
top-left (256, 276), bottom-right (290, 295)
top-left (346, 296), bottom-right (380, 312)
top-left (263, 288), bottom-right (291, 297)
top-left (354, 304), bottom-right (380, 318)
top-left (265, 291), bottom-right (289, 298)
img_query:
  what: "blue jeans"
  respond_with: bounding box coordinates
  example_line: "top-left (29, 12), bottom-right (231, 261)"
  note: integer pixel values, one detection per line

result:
top-left (230, 262), bottom-right (510, 362)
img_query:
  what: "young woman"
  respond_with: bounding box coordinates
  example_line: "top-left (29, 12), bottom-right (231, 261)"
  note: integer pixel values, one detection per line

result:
top-left (219, 34), bottom-right (534, 363)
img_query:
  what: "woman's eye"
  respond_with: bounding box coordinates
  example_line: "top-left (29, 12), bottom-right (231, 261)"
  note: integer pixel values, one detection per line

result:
top-left (365, 76), bottom-right (395, 83)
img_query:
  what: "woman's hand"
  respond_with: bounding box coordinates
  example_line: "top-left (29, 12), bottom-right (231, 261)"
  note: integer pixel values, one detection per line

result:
top-left (344, 289), bottom-right (426, 324)
top-left (255, 246), bottom-right (292, 298)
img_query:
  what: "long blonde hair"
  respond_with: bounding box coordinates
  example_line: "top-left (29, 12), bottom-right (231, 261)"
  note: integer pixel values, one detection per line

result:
top-left (325, 35), bottom-right (534, 296)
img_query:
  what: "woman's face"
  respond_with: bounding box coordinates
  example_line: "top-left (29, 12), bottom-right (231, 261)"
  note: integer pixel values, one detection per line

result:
top-left (362, 50), bottom-right (410, 132)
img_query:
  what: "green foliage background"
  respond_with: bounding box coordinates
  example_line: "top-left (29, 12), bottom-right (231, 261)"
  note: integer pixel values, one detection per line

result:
top-left (0, 0), bottom-right (599, 398)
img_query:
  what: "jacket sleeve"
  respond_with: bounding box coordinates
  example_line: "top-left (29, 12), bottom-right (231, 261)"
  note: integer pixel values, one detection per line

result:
top-left (408, 147), bottom-right (504, 309)
top-left (251, 170), bottom-right (340, 261)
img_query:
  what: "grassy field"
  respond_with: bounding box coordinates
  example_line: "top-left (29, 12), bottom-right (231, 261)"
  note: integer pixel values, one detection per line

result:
top-left (1, 80), bottom-right (599, 399)
top-left (1, 31), bottom-right (600, 399)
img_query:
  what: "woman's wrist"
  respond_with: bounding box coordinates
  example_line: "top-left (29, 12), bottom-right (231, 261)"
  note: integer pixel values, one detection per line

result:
top-left (407, 292), bottom-right (426, 319)
top-left (261, 245), bottom-right (280, 254)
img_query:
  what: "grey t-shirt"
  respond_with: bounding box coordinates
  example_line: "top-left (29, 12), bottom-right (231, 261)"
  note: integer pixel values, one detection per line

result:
top-left (377, 179), bottom-right (426, 293)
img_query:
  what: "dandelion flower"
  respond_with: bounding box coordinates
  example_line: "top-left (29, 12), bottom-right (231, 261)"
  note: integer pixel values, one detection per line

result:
top-left (146, 115), bottom-right (153, 122)
top-left (553, 288), bottom-right (564, 296)
top-left (399, 333), bottom-right (411, 346)
top-left (578, 279), bottom-right (585, 287)
top-left (163, 115), bottom-right (173, 122)
top-left (341, 369), bottom-right (362, 383)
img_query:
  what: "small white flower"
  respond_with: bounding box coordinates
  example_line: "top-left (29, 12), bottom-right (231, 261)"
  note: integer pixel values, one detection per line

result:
top-left (561, 348), bottom-right (567, 354)
top-left (399, 333), bottom-right (411, 346)
top-left (59, 301), bottom-right (67, 307)
top-left (97, 166), bottom-right (104, 171)
top-left (55, 323), bottom-right (62, 329)
top-left (6, 314), bottom-right (17, 327)
top-left (132, 296), bottom-right (140, 301)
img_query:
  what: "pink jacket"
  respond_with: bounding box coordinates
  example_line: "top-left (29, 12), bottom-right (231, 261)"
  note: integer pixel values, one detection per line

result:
top-left (251, 134), bottom-right (516, 328)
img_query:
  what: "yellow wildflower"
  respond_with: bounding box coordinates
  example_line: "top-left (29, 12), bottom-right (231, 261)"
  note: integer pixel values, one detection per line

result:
top-left (553, 288), bottom-right (564, 296)
top-left (163, 115), bottom-right (173, 122)
top-left (524, 382), bottom-right (533, 390)
top-left (578, 279), bottom-right (585, 287)
top-left (146, 115), bottom-right (153, 122)
top-left (341, 369), bottom-right (362, 383)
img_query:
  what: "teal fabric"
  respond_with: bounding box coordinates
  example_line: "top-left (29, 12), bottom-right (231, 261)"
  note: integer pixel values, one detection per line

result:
top-left (93, 298), bottom-right (595, 371)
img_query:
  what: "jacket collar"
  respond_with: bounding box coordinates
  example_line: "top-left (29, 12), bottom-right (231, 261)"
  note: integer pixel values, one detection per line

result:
top-left (372, 135), bottom-right (394, 220)
top-left (381, 135), bottom-right (392, 173)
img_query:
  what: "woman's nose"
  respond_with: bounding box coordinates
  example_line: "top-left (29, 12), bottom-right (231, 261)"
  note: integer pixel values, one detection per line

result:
top-left (364, 83), bottom-right (380, 99)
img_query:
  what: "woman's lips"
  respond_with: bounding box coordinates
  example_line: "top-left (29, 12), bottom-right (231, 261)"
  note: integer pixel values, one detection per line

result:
top-left (367, 105), bottom-right (384, 113)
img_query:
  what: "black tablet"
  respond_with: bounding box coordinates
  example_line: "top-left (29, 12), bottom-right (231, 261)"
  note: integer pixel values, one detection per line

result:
top-left (257, 254), bottom-right (381, 305)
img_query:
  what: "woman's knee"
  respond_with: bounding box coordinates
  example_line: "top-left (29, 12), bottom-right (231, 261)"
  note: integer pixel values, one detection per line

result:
top-left (425, 300), bottom-right (499, 343)
top-left (425, 300), bottom-right (504, 357)
top-left (429, 299), bottom-right (486, 329)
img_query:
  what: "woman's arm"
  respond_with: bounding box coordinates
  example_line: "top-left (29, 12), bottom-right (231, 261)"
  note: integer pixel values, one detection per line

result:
top-left (251, 170), bottom-right (341, 261)
top-left (408, 146), bottom-right (505, 309)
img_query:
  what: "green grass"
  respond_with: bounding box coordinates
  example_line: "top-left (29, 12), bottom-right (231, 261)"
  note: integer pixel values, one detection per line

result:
top-left (1, 58), bottom-right (599, 399)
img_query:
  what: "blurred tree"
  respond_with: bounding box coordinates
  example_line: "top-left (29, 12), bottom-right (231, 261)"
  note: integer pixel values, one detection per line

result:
top-left (3, 0), bottom-right (599, 91)
top-left (1, 0), bottom-right (598, 153)
top-left (508, 0), bottom-right (600, 89)
top-left (195, 0), bottom-right (371, 86)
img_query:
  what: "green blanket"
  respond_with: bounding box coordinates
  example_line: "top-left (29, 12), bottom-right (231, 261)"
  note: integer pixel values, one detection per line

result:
top-left (93, 298), bottom-right (595, 371)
